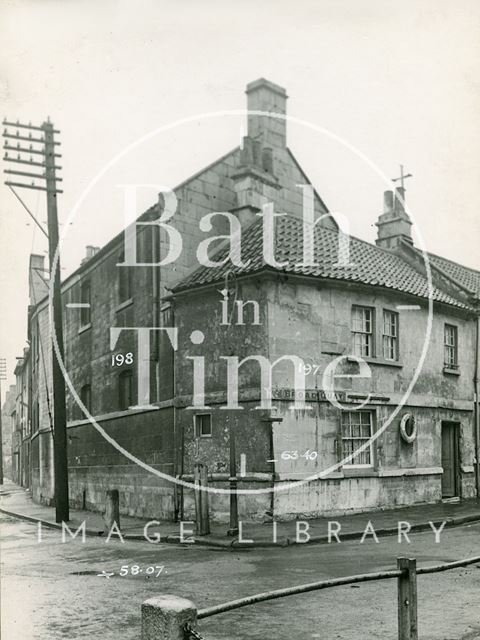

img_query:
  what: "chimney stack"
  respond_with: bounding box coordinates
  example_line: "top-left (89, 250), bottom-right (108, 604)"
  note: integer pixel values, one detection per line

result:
top-left (375, 189), bottom-right (413, 250)
top-left (81, 245), bottom-right (100, 265)
top-left (246, 78), bottom-right (288, 148)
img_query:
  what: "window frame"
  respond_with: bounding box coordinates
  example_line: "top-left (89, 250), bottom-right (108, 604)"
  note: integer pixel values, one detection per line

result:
top-left (194, 413), bottom-right (212, 439)
top-left (119, 369), bottom-right (134, 410)
top-left (444, 324), bottom-right (458, 369)
top-left (351, 305), bottom-right (375, 358)
top-left (80, 279), bottom-right (91, 327)
top-left (117, 250), bottom-right (133, 304)
top-left (80, 383), bottom-right (92, 413)
top-left (382, 309), bottom-right (399, 361)
top-left (341, 410), bottom-right (374, 468)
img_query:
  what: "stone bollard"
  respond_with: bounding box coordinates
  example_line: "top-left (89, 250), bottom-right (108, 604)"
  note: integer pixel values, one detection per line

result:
top-left (104, 489), bottom-right (120, 534)
top-left (141, 595), bottom-right (197, 640)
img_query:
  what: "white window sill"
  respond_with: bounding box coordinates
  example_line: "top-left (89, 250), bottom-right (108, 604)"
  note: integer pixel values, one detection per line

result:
top-left (347, 356), bottom-right (403, 368)
top-left (115, 298), bottom-right (133, 312)
top-left (443, 366), bottom-right (460, 376)
top-left (78, 323), bottom-right (92, 335)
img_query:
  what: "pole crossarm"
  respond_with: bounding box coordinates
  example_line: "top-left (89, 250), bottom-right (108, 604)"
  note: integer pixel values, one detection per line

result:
top-left (3, 119), bottom-right (60, 134)
top-left (5, 180), bottom-right (63, 194)
top-left (3, 156), bottom-right (62, 170)
top-left (2, 132), bottom-right (60, 145)
top-left (4, 169), bottom-right (62, 181)
top-left (4, 144), bottom-right (61, 158)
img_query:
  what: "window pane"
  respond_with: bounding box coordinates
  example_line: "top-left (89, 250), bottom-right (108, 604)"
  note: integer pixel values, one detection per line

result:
top-left (444, 325), bottom-right (458, 366)
top-left (352, 306), bottom-right (374, 357)
top-left (196, 414), bottom-right (212, 437)
top-left (341, 411), bottom-right (373, 466)
top-left (382, 310), bottom-right (398, 360)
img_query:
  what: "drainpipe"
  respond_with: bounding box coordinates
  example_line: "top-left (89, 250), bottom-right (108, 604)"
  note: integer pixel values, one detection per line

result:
top-left (474, 313), bottom-right (480, 498)
top-left (152, 202), bottom-right (161, 402)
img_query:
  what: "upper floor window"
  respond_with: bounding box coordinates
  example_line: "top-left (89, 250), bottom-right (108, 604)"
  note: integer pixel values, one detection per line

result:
top-left (119, 369), bottom-right (134, 410)
top-left (118, 251), bottom-right (132, 303)
top-left (382, 310), bottom-right (399, 361)
top-left (444, 324), bottom-right (458, 369)
top-left (341, 410), bottom-right (374, 467)
top-left (352, 306), bottom-right (374, 357)
top-left (194, 413), bottom-right (212, 438)
top-left (80, 280), bottom-right (91, 326)
top-left (80, 384), bottom-right (91, 414)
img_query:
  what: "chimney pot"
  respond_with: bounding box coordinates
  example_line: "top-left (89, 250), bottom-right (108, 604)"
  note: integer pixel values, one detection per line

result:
top-left (383, 190), bottom-right (394, 213)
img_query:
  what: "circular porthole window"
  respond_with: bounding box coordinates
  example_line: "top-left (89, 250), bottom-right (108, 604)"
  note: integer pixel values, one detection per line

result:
top-left (400, 413), bottom-right (417, 443)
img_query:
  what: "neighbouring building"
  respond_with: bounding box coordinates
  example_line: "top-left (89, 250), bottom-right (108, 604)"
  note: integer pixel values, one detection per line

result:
top-left (1, 384), bottom-right (16, 481)
top-left (15, 78), bottom-right (480, 523)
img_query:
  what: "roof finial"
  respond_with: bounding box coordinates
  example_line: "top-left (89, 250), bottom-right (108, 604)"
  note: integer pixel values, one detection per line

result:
top-left (392, 164), bottom-right (412, 190)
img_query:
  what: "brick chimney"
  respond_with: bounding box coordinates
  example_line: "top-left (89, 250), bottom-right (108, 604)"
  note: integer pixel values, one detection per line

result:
top-left (29, 254), bottom-right (49, 306)
top-left (246, 78), bottom-right (288, 148)
top-left (80, 245), bottom-right (100, 266)
top-left (375, 187), bottom-right (413, 250)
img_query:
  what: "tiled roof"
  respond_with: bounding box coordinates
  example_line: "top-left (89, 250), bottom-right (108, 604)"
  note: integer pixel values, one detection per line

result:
top-left (428, 253), bottom-right (480, 297)
top-left (174, 216), bottom-right (473, 309)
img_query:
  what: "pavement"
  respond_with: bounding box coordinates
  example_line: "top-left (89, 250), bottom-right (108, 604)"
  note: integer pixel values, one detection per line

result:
top-left (2, 478), bottom-right (480, 548)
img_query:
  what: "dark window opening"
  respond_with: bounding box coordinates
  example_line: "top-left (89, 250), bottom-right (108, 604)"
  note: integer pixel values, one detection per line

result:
top-left (80, 384), bottom-right (91, 414)
top-left (80, 280), bottom-right (91, 326)
top-left (119, 369), bottom-right (134, 410)
top-left (118, 250), bottom-right (132, 303)
top-left (195, 413), bottom-right (212, 438)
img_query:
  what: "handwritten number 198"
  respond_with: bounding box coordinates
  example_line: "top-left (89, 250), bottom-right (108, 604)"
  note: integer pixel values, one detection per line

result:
top-left (111, 353), bottom-right (133, 366)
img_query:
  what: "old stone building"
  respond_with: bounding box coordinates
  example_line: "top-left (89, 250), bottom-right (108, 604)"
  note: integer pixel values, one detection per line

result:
top-left (17, 78), bottom-right (480, 523)
top-left (1, 383), bottom-right (16, 481)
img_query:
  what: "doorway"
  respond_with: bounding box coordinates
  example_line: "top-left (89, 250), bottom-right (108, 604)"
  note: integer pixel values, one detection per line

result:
top-left (441, 421), bottom-right (459, 499)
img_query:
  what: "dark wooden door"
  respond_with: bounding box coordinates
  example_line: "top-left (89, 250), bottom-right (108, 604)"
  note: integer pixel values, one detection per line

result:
top-left (441, 422), bottom-right (458, 498)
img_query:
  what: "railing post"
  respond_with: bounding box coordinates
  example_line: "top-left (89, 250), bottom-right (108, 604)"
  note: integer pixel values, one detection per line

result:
top-left (194, 463), bottom-right (210, 536)
top-left (397, 557), bottom-right (418, 640)
top-left (104, 489), bottom-right (120, 534)
top-left (141, 595), bottom-right (197, 640)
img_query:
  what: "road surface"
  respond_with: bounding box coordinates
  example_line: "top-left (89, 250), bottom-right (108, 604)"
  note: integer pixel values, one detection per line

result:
top-left (1, 513), bottom-right (479, 639)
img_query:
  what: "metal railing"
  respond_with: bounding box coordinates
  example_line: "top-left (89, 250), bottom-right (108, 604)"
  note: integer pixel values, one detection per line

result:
top-left (140, 554), bottom-right (480, 640)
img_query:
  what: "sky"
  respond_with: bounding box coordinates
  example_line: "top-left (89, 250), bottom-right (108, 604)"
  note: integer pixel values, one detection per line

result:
top-left (1, 0), bottom-right (479, 388)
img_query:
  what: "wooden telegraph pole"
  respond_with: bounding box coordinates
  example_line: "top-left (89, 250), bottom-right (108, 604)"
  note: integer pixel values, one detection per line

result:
top-left (3, 118), bottom-right (69, 521)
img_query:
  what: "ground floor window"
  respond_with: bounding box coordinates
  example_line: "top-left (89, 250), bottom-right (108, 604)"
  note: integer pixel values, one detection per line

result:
top-left (195, 413), bottom-right (212, 438)
top-left (341, 410), bottom-right (374, 467)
